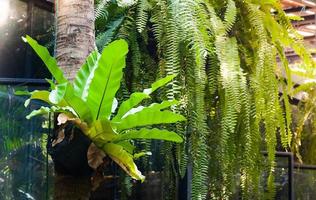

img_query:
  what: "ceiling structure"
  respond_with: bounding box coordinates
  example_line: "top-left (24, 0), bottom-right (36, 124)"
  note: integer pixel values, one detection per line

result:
top-left (281, 0), bottom-right (316, 63)
top-left (277, 1), bottom-right (316, 101)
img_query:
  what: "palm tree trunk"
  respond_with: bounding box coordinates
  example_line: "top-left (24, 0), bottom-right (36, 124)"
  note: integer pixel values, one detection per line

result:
top-left (55, 0), bottom-right (95, 81)
top-left (53, 0), bottom-right (95, 199)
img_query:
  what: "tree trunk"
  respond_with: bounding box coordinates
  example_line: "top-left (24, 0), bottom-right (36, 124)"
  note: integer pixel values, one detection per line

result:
top-left (53, 0), bottom-right (95, 199)
top-left (55, 0), bottom-right (95, 81)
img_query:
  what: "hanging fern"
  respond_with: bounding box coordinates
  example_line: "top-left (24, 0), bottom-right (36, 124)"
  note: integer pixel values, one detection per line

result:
top-left (96, 15), bottom-right (125, 51)
top-left (136, 0), bottom-right (150, 33)
top-left (95, 0), bottom-right (315, 199)
top-left (95, 0), bottom-right (110, 20)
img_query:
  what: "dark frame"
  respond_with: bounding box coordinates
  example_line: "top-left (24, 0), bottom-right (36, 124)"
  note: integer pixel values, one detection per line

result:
top-left (294, 163), bottom-right (316, 170)
top-left (0, 78), bottom-right (49, 86)
top-left (262, 151), bottom-right (294, 200)
top-left (21, 0), bottom-right (54, 12)
top-left (275, 152), bottom-right (294, 200)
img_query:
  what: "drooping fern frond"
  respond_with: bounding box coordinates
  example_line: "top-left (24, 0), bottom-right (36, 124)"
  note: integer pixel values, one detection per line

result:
top-left (95, 0), bottom-right (110, 20)
top-left (136, 0), bottom-right (149, 33)
top-left (94, 0), bottom-right (315, 199)
top-left (170, 1), bottom-right (210, 199)
top-left (240, 2), bottom-right (279, 197)
top-left (224, 0), bottom-right (237, 32)
top-left (96, 15), bottom-right (125, 51)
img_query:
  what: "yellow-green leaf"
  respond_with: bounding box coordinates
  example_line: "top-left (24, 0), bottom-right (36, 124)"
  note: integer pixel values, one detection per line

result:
top-left (102, 143), bottom-right (145, 181)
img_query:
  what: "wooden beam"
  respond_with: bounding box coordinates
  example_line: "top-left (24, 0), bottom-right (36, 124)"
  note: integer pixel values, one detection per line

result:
top-left (282, 0), bottom-right (316, 8)
top-left (281, 0), bottom-right (306, 7)
top-left (292, 14), bottom-right (316, 28)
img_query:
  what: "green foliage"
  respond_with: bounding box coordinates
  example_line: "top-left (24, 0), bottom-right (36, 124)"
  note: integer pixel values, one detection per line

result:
top-left (95, 0), bottom-right (110, 20)
top-left (97, 0), bottom-right (312, 200)
top-left (86, 39), bottom-right (128, 120)
top-left (73, 51), bottom-right (100, 100)
top-left (289, 63), bottom-right (316, 163)
top-left (19, 36), bottom-right (185, 182)
top-left (22, 36), bottom-right (67, 84)
top-left (96, 16), bottom-right (125, 51)
top-left (115, 101), bottom-right (186, 131)
top-left (96, 0), bottom-right (315, 199)
top-left (114, 128), bottom-right (183, 143)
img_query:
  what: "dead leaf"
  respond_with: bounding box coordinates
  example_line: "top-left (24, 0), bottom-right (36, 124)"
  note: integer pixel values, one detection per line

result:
top-left (57, 113), bottom-right (69, 125)
top-left (57, 113), bottom-right (89, 133)
top-left (91, 172), bottom-right (104, 191)
top-left (52, 129), bottom-right (65, 147)
top-left (87, 143), bottom-right (106, 170)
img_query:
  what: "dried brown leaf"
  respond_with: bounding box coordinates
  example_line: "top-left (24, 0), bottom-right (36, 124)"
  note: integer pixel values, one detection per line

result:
top-left (57, 113), bottom-right (69, 125)
top-left (52, 129), bottom-right (65, 147)
top-left (57, 113), bottom-right (89, 133)
top-left (87, 143), bottom-right (106, 170)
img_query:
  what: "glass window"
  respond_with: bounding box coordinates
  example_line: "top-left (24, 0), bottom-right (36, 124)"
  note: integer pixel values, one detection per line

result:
top-left (0, 85), bottom-right (53, 200)
top-left (0, 0), bottom-right (54, 79)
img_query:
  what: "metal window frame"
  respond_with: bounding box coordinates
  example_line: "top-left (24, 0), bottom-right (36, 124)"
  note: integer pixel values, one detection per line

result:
top-left (0, 78), bottom-right (49, 86)
top-left (261, 152), bottom-right (294, 200)
top-left (294, 163), bottom-right (316, 170)
top-left (21, 0), bottom-right (54, 12)
top-left (274, 152), bottom-right (294, 200)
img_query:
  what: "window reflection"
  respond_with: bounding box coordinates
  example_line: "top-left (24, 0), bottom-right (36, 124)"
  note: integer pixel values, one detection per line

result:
top-left (0, 0), bottom-right (28, 78)
top-left (0, 85), bottom-right (53, 200)
top-left (0, 0), bottom-right (54, 79)
top-left (0, 0), bottom-right (10, 27)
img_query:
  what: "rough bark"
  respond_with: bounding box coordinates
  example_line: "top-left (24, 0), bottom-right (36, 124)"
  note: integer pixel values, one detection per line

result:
top-left (53, 0), bottom-right (95, 199)
top-left (56, 0), bottom-right (95, 81)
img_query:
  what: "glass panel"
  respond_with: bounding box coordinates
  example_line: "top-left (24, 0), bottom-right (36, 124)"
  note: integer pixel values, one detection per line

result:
top-left (25, 3), bottom-right (54, 79)
top-left (0, 0), bottom-right (28, 78)
top-left (294, 167), bottom-right (316, 200)
top-left (274, 157), bottom-right (290, 200)
top-left (0, 85), bottom-right (53, 200)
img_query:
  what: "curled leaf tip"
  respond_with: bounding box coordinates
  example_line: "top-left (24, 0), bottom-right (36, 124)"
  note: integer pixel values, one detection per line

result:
top-left (140, 176), bottom-right (146, 183)
top-left (21, 36), bottom-right (27, 42)
top-left (24, 99), bottom-right (31, 107)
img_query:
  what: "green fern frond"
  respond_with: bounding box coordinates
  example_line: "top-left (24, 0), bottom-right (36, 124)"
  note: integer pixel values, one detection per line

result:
top-left (94, 0), bottom-right (314, 199)
top-left (136, 0), bottom-right (149, 33)
top-left (223, 0), bottom-right (237, 32)
top-left (95, 0), bottom-right (110, 20)
top-left (96, 15), bottom-right (125, 51)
